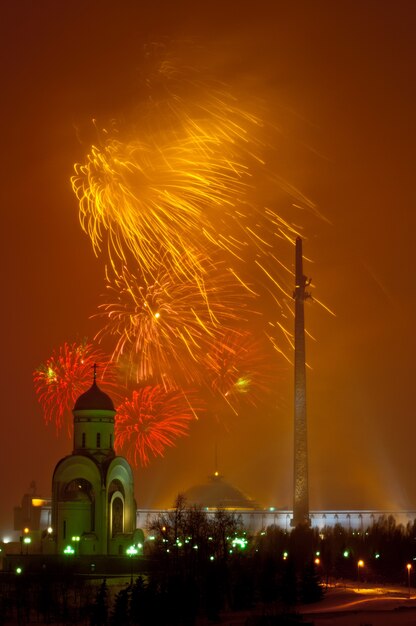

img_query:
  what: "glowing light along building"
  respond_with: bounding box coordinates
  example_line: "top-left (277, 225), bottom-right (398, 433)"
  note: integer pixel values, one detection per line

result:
top-left (292, 237), bottom-right (311, 526)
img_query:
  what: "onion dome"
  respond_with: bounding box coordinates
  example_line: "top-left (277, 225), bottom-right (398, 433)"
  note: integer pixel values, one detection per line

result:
top-left (74, 380), bottom-right (115, 412)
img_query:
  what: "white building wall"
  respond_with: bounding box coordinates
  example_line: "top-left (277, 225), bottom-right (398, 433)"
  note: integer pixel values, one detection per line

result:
top-left (31, 505), bottom-right (416, 538)
top-left (136, 508), bottom-right (416, 534)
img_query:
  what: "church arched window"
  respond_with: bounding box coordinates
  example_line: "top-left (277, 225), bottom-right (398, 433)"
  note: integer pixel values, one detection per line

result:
top-left (108, 479), bottom-right (125, 499)
top-left (62, 479), bottom-right (95, 533)
top-left (63, 478), bottom-right (94, 502)
top-left (112, 497), bottom-right (124, 537)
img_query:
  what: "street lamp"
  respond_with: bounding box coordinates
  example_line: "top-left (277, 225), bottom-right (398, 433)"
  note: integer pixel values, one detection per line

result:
top-left (357, 560), bottom-right (364, 589)
top-left (127, 545), bottom-right (138, 584)
top-left (23, 536), bottom-right (31, 555)
top-left (20, 528), bottom-right (30, 555)
top-left (406, 563), bottom-right (412, 598)
top-left (72, 536), bottom-right (80, 556)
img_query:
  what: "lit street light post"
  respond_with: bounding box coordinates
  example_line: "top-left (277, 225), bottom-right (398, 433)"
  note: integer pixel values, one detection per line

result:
top-left (23, 536), bottom-right (31, 555)
top-left (20, 527), bottom-right (30, 555)
top-left (406, 563), bottom-right (412, 599)
top-left (72, 536), bottom-right (80, 556)
top-left (357, 560), bottom-right (364, 589)
top-left (127, 545), bottom-right (138, 584)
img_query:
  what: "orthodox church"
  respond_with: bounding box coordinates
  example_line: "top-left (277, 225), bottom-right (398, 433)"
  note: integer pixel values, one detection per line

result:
top-left (50, 368), bottom-right (139, 555)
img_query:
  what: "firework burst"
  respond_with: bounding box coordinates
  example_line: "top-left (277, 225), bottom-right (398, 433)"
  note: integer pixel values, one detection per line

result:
top-left (204, 329), bottom-right (275, 411)
top-left (71, 46), bottom-right (281, 283)
top-left (95, 256), bottom-right (254, 387)
top-left (71, 61), bottom-right (309, 322)
top-left (71, 129), bottom-right (253, 280)
top-left (115, 385), bottom-right (202, 467)
top-left (70, 45), bottom-right (320, 420)
top-left (33, 341), bottom-right (117, 435)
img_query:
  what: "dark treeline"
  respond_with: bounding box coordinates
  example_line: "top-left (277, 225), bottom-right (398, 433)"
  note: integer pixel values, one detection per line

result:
top-left (0, 569), bottom-right (96, 625)
top-left (1, 500), bottom-right (415, 625)
top-left (319, 514), bottom-right (416, 584)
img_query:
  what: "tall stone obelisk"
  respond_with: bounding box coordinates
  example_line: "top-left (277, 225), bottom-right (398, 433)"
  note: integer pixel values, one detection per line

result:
top-left (292, 237), bottom-right (311, 526)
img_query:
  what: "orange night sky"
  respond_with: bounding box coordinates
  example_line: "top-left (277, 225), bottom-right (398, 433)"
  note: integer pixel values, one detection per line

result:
top-left (1, 0), bottom-right (416, 533)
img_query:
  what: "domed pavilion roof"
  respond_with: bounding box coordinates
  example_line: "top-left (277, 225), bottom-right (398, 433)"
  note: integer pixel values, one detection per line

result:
top-left (183, 473), bottom-right (259, 510)
top-left (73, 380), bottom-right (115, 412)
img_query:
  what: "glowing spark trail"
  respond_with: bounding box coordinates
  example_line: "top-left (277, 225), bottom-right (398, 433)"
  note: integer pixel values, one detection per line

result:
top-left (72, 131), bottom-right (251, 279)
top-left (71, 50), bottom-right (309, 298)
top-left (70, 46), bottom-right (325, 421)
top-left (95, 257), bottom-right (252, 387)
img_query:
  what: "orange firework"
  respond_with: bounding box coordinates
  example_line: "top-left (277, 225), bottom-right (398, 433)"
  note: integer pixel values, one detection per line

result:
top-left (115, 385), bottom-right (202, 467)
top-left (95, 256), bottom-right (253, 387)
top-left (71, 90), bottom-right (307, 321)
top-left (33, 341), bottom-right (118, 435)
top-left (72, 47), bottom-right (319, 367)
top-left (71, 132), bottom-right (251, 279)
top-left (70, 46), bottom-right (269, 280)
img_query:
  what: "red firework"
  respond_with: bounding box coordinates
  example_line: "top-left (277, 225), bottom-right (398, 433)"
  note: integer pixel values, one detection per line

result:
top-left (115, 385), bottom-right (202, 467)
top-left (33, 341), bottom-right (117, 435)
top-left (204, 329), bottom-right (274, 409)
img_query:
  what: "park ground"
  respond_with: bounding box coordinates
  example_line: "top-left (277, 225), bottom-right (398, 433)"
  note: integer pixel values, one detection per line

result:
top-left (2, 578), bottom-right (415, 625)
top-left (301, 582), bottom-right (416, 626)
top-left (195, 582), bottom-right (416, 626)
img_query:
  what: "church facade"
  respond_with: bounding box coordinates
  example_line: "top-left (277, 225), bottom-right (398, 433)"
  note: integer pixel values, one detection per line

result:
top-left (50, 374), bottom-right (139, 556)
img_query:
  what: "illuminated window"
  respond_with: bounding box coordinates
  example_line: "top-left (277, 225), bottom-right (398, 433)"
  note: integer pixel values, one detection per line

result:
top-left (96, 433), bottom-right (101, 448)
top-left (82, 433), bottom-right (86, 448)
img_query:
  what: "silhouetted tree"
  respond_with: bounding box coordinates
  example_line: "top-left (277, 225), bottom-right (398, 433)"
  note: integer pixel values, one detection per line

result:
top-left (258, 556), bottom-right (280, 605)
top-left (280, 560), bottom-right (298, 607)
top-left (204, 561), bottom-right (225, 622)
top-left (289, 525), bottom-right (316, 570)
top-left (130, 576), bottom-right (147, 625)
top-left (111, 585), bottom-right (131, 626)
top-left (91, 578), bottom-right (109, 626)
top-left (299, 562), bottom-right (324, 604)
top-left (230, 556), bottom-right (255, 610)
top-left (36, 571), bottom-right (53, 623)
